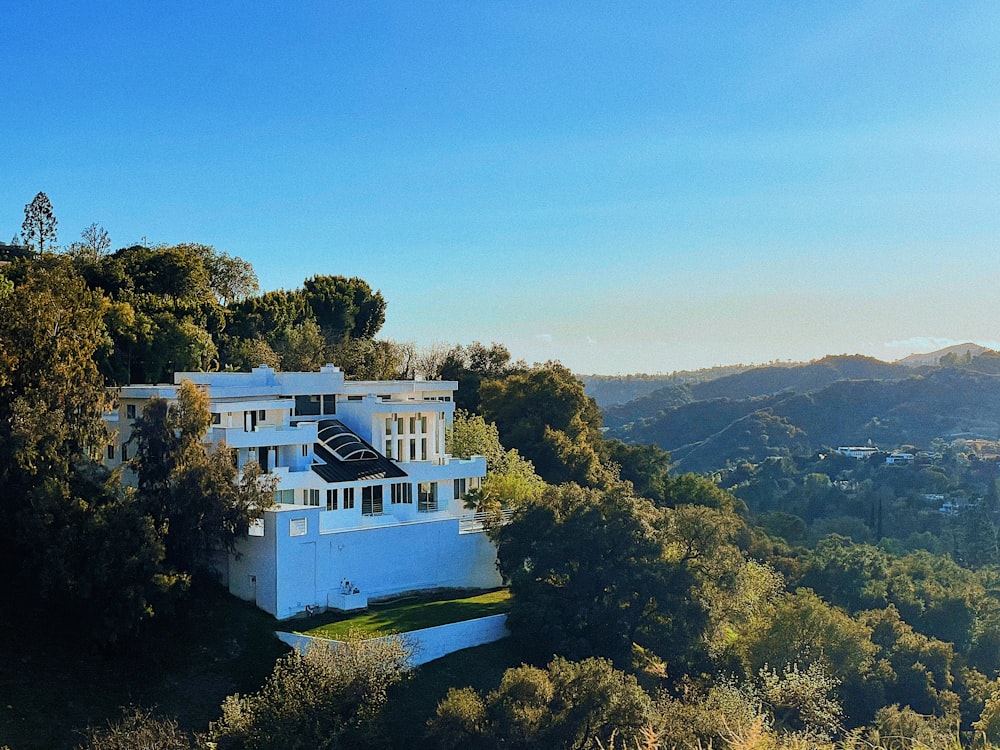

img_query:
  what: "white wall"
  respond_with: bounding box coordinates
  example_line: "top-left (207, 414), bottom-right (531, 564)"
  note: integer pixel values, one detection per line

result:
top-left (276, 613), bottom-right (510, 667)
top-left (230, 510), bottom-right (502, 620)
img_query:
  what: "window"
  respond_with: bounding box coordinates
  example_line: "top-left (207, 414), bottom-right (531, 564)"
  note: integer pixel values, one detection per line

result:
top-left (121, 443), bottom-right (128, 461)
top-left (211, 412), bottom-right (221, 425)
top-left (301, 444), bottom-right (309, 457)
top-left (391, 483), bottom-right (412, 504)
top-left (385, 440), bottom-right (393, 459)
top-left (258, 410), bottom-right (266, 420)
top-left (248, 519), bottom-right (264, 537)
top-left (106, 444), bottom-right (115, 460)
top-left (343, 487), bottom-right (355, 509)
top-left (420, 416), bottom-right (427, 432)
top-left (322, 394), bottom-right (337, 415)
top-left (421, 438), bottom-right (427, 461)
top-left (409, 439), bottom-right (416, 460)
top-left (126, 404), bottom-right (136, 419)
top-left (385, 416), bottom-right (393, 433)
top-left (362, 485), bottom-right (383, 515)
top-left (409, 416), bottom-right (416, 433)
top-left (290, 518), bottom-right (307, 536)
top-left (274, 489), bottom-right (294, 504)
top-left (295, 395), bottom-right (321, 416)
top-left (326, 489), bottom-right (338, 511)
top-left (418, 482), bottom-right (437, 512)
top-left (454, 478), bottom-right (467, 500)
top-left (307, 489), bottom-right (320, 506)
top-left (397, 417), bottom-right (404, 433)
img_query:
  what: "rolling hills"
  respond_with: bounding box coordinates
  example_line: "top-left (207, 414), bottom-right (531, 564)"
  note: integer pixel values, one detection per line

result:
top-left (598, 350), bottom-right (1000, 474)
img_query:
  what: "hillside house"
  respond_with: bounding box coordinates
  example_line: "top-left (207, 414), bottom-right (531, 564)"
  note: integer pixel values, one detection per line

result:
top-left (105, 364), bottom-right (499, 620)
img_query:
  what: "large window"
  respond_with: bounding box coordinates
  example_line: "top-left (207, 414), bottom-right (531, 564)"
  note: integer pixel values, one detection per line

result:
top-left (274, 489), bottom-right (294, 505)
top-left (326, 489), bottom-right (338, 511)
top-left (391, 483), bottom-right (412, 504)
top-left (454, 478), bottom-right (467, 500)
top-left (362, 485), bottom-right (383, 516)
top-left (294, 395), bottom-right (321, 416)
top-left (418, 482), bottom-right (437, 512)
top-left (343, 487), bottom-right (355, 509)
top-left (307, 488), bottom-right (320, 506)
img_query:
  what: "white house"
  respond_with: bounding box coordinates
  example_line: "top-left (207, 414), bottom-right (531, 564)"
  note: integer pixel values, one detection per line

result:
top-left (105, 364), bottom-right (500, 620)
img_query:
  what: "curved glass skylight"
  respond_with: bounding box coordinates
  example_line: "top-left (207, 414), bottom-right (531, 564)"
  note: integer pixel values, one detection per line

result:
top-left (317, 420), bottom-right (378, 462)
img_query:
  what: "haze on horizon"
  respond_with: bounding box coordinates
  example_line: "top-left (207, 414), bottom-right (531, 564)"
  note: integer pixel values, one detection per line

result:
top-left (4, 3), bottom-right (1000, 376)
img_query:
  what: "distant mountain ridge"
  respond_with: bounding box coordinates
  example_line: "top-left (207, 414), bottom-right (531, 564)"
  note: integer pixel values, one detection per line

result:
top-left (597, 348), bottom-right (1000, 474)
top-left (895, 342), bottom-right (992, 367)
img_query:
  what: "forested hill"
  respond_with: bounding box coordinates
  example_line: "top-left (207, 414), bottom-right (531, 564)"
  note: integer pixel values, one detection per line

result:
top-left (606, 361), bottom-right (1000, 474)
top-left (602, 354), bottom-right (910, 430)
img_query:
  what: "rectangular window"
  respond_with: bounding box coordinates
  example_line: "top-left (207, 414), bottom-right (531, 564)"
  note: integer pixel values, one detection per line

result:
top-left (421, 438), bottom-right (427, 461)
top-left (248, 519), bottom-right (264, 537)
top-left (420, 416), bottom-right (427, 432)
top-left (385, 440), bottom-right (393, 459)
top-left (121, 443), bottom-right (128, 461)
top-left (322, 394), bottom-right (337, 415)
top-left (302, 444), bottom-right (309, 457)
top-left (409, 439), bottom-right (416, 460)
top-left (343, 487), bottom-right (355, 509)
top-left (258, 409), bottom-right (266, 420)
top-left (362, 485), bottom-right (383, 515)
top-left (307, 489), bottom-right (320, 506)
top-left (397, 417), bottom-right (404, 433)
top-left (211, 412), bottom-right (221, 425)
top-left (289, 518), bottom-right (307, 536)
top-left (454, 478), bottom-right (467, 500)
top-left (294, 395), bottom-right (321, 416)
top-left (418, 482), bottom-right (437, 512)
top-left (106, 444), bottom-right (115, 460)
top-left (326, 489), bottom-right (338, 511)
top-left (274, 489), bottom-right (294, 505)
top-left (409, 416), bottom-right (416, 433)
top-left (385, 417), bottom-right (393, 433)
top-left (391, 483), bottom-right (412, 504)
top-left (126, 404), bottom-right (136, 419)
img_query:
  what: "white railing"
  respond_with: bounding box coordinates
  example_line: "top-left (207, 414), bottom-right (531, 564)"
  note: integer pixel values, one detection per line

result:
top-left (458, 509), bottom-right (514, 533)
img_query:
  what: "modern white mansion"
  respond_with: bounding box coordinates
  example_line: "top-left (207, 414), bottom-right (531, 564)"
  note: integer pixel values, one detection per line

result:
top-left (105, 364), bottom-right (500, 620)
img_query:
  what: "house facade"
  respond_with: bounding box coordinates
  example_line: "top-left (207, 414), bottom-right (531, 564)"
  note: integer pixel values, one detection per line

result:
top-left (106, 364), bottom-right (499, 620)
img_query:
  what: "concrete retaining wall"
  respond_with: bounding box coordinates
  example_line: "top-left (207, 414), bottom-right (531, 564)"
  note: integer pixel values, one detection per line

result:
top-left (277, 613), bottom-right (509, 667)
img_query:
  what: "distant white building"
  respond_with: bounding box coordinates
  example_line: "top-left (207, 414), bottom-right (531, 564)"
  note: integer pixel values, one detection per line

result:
top-left (106, 365), bottom-right (498, 620)
top-left (836, 446), bottom-right (879, 459)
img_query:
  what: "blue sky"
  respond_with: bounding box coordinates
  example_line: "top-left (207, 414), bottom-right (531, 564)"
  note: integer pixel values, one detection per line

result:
top-left (4, 2), bottom-right (1000, 374)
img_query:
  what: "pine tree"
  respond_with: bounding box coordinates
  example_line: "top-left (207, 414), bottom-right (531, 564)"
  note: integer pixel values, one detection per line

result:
top-left (21, 191), bottom-right (58, 253)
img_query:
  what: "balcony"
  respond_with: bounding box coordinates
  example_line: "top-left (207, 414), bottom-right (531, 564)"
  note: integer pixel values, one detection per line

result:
top-left (210, 422), bottom-right (318, 449)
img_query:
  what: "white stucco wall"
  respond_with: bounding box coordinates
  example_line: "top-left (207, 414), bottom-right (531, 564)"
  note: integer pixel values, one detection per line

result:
top-left (277, 613), bottom-right (510, 667)
top-left (229, 511), bottom-right (502, 620)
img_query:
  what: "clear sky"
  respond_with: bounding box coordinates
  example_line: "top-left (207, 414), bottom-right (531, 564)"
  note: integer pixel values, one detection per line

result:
top-left (4, 2), bottom-right (1000, 374)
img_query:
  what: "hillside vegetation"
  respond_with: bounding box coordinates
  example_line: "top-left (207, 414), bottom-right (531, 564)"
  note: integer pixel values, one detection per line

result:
top-left (605, 354), bottom-right (1000, 473)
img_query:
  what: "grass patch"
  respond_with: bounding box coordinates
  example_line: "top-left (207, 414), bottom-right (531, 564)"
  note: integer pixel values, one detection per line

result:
top-left (298, 588), bottom-right (511, 639)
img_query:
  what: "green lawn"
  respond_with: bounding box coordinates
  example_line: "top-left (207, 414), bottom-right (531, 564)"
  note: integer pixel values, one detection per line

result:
top-left (297, 588), bottom-right (511, 639)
